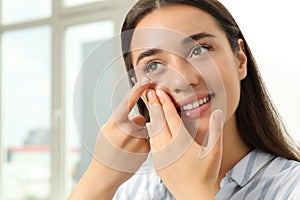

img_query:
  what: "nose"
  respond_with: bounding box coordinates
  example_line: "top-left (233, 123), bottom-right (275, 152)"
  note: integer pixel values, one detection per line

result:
top-left (166, 54), bottom-right (200, 93)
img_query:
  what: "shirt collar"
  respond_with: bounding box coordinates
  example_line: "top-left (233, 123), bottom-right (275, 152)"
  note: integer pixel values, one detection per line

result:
top-left (225, 149), bottom-right (276, 187)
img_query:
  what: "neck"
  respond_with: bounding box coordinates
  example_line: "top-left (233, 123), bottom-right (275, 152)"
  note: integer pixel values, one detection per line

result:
top-left (215, 114), bottom-right (251, 192)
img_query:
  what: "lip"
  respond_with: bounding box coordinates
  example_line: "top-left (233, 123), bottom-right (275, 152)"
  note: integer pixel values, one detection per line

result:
top-left (174, 92), bottom-right (211, 107)
top-left (175, 93), bottom-right (214, 118)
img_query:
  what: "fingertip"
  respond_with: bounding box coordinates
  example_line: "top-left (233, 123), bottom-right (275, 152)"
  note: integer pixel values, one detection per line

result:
top-left (132, 77), bottom-right (150, 93)
top-left (211, 109), bottom-right (224, 133)
top-left (130, 115), bottom-right (147, 126)
top-left (140, 77), bottom-right (150, 86)
top-left (156, 89), bottom-right (166, 103)
top-left (212, 109), bottom-right (224, 122)
top-left (146, 89), bottom-right (154, 101)
top-left (131, 77), bottom-right (137, 84)
top-left (155, 89), bottom-right (164, 97)
top-left (147, 89), bottom-right (160, 106)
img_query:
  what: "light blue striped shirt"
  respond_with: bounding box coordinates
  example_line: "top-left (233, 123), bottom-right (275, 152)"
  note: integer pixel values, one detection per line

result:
top-left (113, 149), bottom-right (300, 199)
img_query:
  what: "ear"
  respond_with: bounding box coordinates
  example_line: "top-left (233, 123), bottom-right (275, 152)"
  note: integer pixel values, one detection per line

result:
top-left (235, 39), bottom-right (247, 81)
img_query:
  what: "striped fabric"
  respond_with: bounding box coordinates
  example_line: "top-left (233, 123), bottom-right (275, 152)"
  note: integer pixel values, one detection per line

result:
top-left (113, 149), bottom-right (300, 199)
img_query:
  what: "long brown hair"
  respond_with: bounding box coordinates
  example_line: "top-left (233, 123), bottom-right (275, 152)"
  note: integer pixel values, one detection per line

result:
top-left (121, 0), bottom-right (300, 161)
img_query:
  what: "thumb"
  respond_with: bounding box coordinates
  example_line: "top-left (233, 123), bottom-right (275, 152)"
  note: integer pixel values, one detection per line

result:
top-left (130, 115), bottom-right (147, 127)
top-left (199, 109), bottom-right (224, 159)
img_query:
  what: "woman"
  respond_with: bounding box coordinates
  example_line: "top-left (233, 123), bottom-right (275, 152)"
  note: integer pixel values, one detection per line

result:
top-left (69, 0), bottom-right (300, 199)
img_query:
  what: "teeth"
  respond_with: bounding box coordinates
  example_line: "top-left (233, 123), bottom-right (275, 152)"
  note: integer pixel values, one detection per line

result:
top-left (187, 104), bottom-right (193, 110)
top-left (181, 96), bottom-right (211, 111)
top-left (193, 101), bottom-right (199, 108)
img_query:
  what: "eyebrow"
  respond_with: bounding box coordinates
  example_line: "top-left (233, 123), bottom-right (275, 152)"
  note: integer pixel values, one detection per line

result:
top-left (135, 32), bottom-right (216, 65)
top-left (182, 32), bottom-right (216, 45)
top-left (135, 48), bottom-right (162, 65)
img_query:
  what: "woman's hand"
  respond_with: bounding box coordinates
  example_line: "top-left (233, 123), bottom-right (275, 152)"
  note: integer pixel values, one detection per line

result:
top-left (146, 89), bottom-right (224, 200)
top-left (69, 78), bottom-right (151, 200)
top-left (95, 77), bottom-right (151, 173)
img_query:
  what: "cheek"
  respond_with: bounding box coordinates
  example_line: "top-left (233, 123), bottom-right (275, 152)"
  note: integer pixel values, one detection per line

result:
top-left (223, 74), bottom-right (241, 122)
top-left (134, 72), bottom-right (144, 83)
top-left (132, 64), bottom-right (147, 82)
top-left (215, 57), bottom-right (241, 120)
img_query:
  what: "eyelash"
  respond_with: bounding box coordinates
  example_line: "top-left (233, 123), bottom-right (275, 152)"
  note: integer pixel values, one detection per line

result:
top-left (189, 43), bottom-right (213, 59)
top-left (143, 43), bottom-right (213, 73)
top-left (144, 61), bottom-right (164, 74)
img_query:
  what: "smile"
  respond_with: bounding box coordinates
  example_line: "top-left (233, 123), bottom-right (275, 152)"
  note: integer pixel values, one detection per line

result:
top-left (180, 95), bottom-right (212, 111)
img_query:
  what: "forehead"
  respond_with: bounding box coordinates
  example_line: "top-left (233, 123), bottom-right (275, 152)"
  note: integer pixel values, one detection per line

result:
top-left (130, 4), bottom-right (225, 60)
top-left (135, 4), bottom-right (221, 34)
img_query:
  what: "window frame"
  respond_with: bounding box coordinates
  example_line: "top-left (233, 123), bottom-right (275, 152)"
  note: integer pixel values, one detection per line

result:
top-left (0, 0), bottom-right (137, 199)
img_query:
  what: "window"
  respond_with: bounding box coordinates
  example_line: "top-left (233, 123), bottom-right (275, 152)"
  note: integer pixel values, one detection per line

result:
top-left (64, 20), bottom-right (114, 192)
top-left (1, 1), bottom-right (299, 200)
top-left (1, 26), bottom-right (51, 200)
top-left (1, 0), bottom-right (52, 24)
top-left (64, 0), bottom-right (107, 7)
top-left (0, 0), bottom-right (137, 199)
top-left (220, 0), bottom-right (300, 143)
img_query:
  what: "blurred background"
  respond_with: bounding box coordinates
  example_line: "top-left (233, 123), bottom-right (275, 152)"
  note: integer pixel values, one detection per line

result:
top-left (0, 0), bottom-right (299, 199)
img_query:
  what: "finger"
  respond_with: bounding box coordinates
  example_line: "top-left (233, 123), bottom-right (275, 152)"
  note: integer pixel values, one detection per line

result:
top-left (156, 90), bottom-right (181, 137)
top-left (199, 109), bottom-right (224, 159)
top-left (147, 89), bottom-right (168, 138)
top-left (147, 121), bottom-right (172, 151)
top-left (110, 77), bottom-right (150, 139)
top-left (130, 115), bottom-right (147, 127)
top-left (116, 77), bottom-right (150, 118)
top-left (150, 119), bottom-right (194, 170)
top-left (146, 89), bottom-right (160, 107)
top-left (148, 90), bottom-right (195, 169)
top-left (146, 90), bottom-right (171, 150)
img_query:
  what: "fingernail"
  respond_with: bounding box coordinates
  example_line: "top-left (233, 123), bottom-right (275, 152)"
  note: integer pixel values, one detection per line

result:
top-left (147, 90), bottom-right (154, 101)
top-left (145, 122), bottom-right (150, 129)
top-left (131, 77), bottom-right (137, 84)
top-left (140, 77), bottom-right (150, 86)
top-left (156, 90), bottom-right (163, 99)
top-left (213, 109), bottom-right (223, 121)
top-left (199, 146), bottom-right (208, 159)
top-left (213, 110), bottom-right (224, 133)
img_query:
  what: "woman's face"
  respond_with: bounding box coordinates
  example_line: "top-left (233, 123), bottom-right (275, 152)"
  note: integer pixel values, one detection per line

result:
top-left (130, 5), bottom-right (247, 141)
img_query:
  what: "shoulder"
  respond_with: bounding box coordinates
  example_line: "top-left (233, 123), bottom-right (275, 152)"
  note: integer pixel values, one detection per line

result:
top-left (225, 149), bottom-right (300, 200)
top-left (264, 156), bottom-right (300, 199)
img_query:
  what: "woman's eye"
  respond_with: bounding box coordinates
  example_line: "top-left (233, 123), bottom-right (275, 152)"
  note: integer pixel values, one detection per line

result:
top-left (145, 62), bottom-right (164, 73)
top-left (190, 44), bottom-right (212, 58)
